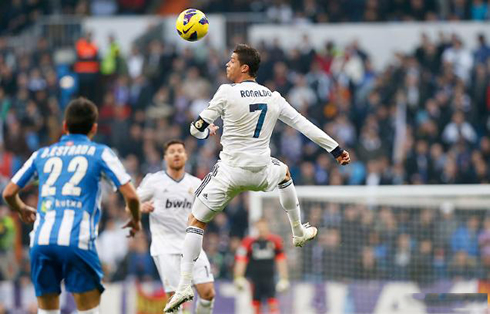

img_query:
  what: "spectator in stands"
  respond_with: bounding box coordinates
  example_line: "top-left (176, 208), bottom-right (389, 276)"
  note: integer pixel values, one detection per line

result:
top-left (442, 111), bottom-right (478, 144)
top-left (410, 239), bottom-right (434, 283)
top-left (478, 217), bottom-right (490, 277)
top-left (474, 34), bottom-right (490, 64)
top-left (435, 202), bottom-right (458, 250)
top-left (392, 233), bottom-right (412, 280)
top-left (340, 206), bottom-right (362, 277)
top-left (471, 0), bottom-right (489, 20)
top-left (97, 217), bottom-right (129, 282)
top-left (442, 36), bottom-right (474, 82)
top-left (0, 205), bottom-right (16, 281)
top-left (448, 251), bottom-right (479, 279)
top-left (74, 31), bottom-right (100, 102)
top-left (322, 229), bottom-right (341, 280)
top-left (358, 246), bottom-right (379, 279)
top-left (125, 232), bottom-right (156, 281)
top-left (451, 215), bottom-right (480, 258)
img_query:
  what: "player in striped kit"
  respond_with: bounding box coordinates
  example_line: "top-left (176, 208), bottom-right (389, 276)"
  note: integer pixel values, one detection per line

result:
top-left (165, 44), bottom-right (350, 312)
top-left (2, 98), bottom-right (141, 314)
top-left (136, 140), bottom-right (215, 314)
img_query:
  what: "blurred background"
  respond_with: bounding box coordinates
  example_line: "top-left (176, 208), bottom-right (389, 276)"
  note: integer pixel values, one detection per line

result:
top-left (0, 0), bottom-right (490, 313)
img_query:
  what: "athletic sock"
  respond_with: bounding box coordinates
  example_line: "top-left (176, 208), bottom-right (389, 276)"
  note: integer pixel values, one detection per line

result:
top-left (38, 310), bottom-right (60, 314)
top-left (78, 306), bottom-right (100, 314)
top-left (196, 298), bottom-right (214, 314)
top-left (278, 179), bottom-right (304, 237)
top-left (179, 226), bottom-right (204, 288)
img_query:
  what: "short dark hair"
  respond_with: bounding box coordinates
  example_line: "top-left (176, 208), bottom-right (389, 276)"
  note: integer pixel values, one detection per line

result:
top-left (233, 44), bottom-right (261, 78)
top-left (164, 139), bottom-right (185, 154)
top-left (65, 97), bottom-right (98, 135)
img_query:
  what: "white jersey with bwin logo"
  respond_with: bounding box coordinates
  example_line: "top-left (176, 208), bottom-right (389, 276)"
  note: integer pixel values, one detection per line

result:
top-left (136, 171), bottom-right (201, 255)
top-left (199, 80), bottom-right (340, 168)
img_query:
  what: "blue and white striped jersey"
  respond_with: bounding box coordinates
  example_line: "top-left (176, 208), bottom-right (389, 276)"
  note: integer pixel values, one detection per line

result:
top-left (11, 134), bottom-right (131, 250)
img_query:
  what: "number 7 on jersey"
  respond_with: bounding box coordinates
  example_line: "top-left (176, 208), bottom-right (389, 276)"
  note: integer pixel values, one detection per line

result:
top-left (249, 103), bottom-right (267, 138)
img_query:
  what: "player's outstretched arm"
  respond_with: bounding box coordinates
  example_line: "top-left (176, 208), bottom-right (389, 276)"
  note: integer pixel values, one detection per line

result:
top-left (335, 150), bottom-right (351, 166)
top-left (277, 93), bottom-right (350, 166)
top-left (2, 182), bottom-right (36, 224)
top-left (119, 182), bottom-right (141, 237)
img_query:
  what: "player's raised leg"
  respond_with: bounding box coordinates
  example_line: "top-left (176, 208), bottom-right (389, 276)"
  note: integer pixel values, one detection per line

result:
top-left (276, 164), bottom-right (317, 247)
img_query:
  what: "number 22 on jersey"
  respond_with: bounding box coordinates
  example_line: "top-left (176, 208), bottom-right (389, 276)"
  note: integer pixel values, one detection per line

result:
top-left (41, 156), bottom-right (88, 197)
top-left (249, 103), bottom-right (267, 138)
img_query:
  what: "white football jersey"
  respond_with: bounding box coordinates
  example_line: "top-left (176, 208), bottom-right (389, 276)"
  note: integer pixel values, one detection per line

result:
top-left (200, 81), bottom-right (339, 167)
top-left (136, 171), bottom-right (201, 255)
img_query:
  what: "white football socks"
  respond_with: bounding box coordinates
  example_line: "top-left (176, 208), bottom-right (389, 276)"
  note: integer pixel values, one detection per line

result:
top-left (279, 179), bottom-right (304, 237)
top-left (78, 306), bottom-right (100, 314)
top-left (179, 226), bottom-right (204, 288)
top-left (196, 298), bottom-right (214, 314)
top-left (38, 310), bottom-right (60, 314)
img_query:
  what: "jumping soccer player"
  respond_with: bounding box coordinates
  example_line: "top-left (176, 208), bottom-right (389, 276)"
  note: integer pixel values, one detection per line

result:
top-left (164, 44), bottom-right (350, 312)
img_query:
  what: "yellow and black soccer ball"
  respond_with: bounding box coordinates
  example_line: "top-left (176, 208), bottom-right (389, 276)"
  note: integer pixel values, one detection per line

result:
top-left (175, 9), bottom-right (209, 42)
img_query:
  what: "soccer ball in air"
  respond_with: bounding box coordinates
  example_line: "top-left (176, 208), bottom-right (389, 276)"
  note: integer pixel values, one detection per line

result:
top-left (176, 9), bottom-right (209, 42)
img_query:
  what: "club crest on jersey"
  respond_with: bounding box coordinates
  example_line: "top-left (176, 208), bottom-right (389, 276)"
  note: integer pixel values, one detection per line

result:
top-left (41, 200), bottom-right (53, 213)
top-left (188, 187), bottom-right (194, 195)
top-left (195, 119), bottom-right (203, 129)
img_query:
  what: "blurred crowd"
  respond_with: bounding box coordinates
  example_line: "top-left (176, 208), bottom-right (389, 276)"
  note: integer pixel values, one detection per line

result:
top-left (201, 0), bottom-right (490, 23)
top-left (1, 17), bottom-right (490, 284)
top-left (3, 0), bottom-right (490, 35)
top-left (299, 203), bottom-right (490, 282)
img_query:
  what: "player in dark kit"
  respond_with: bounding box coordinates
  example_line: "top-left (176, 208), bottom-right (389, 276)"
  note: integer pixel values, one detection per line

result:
top-left (234, 219), bottom-right (290, 314)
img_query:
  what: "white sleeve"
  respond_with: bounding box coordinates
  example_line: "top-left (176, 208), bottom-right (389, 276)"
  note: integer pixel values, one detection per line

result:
top-left (276, 92), bottom-right (339, 153)
top-left (199, 84), bottom-right (229, 124)
top-left (100, 148), bottom-right (131, 187)
top-left (11, 151), bottom-right (38, 187)
top-left (136, 174), bottom-right (154, 202)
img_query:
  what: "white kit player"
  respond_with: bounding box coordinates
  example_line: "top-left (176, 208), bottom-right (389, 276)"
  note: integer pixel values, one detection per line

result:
top-left (136, 140), bottom-right (215, 314)
top-left (164, 44), bottom-right (351, 312)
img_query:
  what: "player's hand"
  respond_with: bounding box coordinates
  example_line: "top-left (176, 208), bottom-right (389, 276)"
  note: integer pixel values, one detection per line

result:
top-left (122, 218), bottom-right (142, 238)
top-left (141, 201), bottom-right (155, 213)
top-left (208, 124), bottom-right (219, 136)
top-left (234, 276), bottom-right (248, 291)
top-left (18, 205), bottom-right (36, 224)
top-left (276, 279), bottom-right (290, 292)
top-left (336, 150), bottom-right (350, 166)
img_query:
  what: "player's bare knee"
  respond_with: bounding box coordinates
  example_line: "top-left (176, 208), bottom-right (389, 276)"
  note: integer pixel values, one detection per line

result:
top-left (188, 214), bottom-right (207, 230)
top-left (201, 287), bottom-right (215, 300)
top-left (37, 294), bottom-right (60, 310)
top-left (279, 167), bottom-right (292, 185)
top-left (73, 289), bottom-right (101, 311)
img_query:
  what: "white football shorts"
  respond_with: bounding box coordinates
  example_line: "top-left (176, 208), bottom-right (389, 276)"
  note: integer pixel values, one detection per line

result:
top-left (153, 251), bottom-right (214, 293)
top-left (193, 157), bottom-right (288, 222)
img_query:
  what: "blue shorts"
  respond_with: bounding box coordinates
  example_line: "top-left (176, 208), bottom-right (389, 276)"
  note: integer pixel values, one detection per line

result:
top-left (30, 245), bottom-right (105, 297)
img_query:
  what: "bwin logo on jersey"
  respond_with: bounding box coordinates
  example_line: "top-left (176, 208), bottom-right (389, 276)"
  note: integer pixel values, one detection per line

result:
top-left (165, 199), bottom-right (192, 209)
